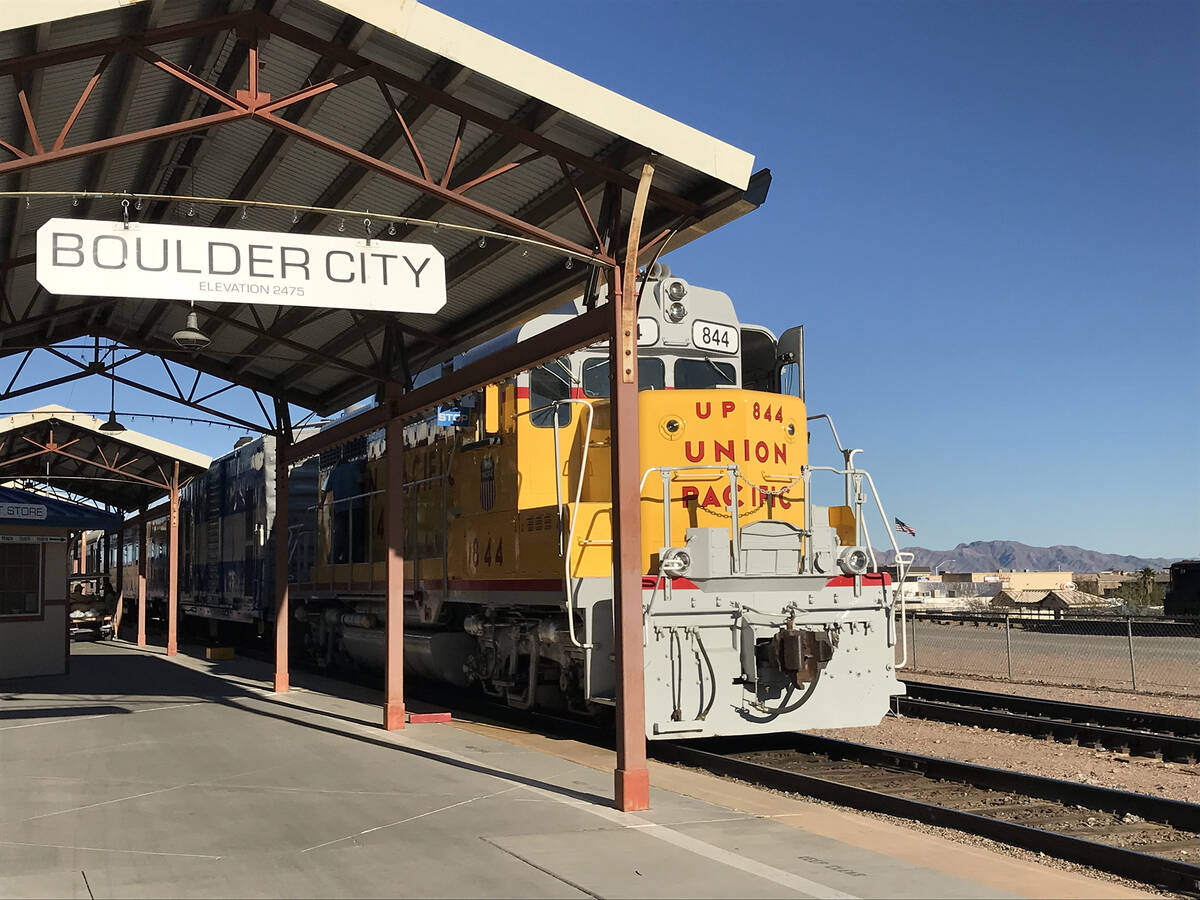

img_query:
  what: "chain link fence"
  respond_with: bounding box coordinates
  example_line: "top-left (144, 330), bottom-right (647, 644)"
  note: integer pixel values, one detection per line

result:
top-left (898, 612), bottom-right (1200, 695)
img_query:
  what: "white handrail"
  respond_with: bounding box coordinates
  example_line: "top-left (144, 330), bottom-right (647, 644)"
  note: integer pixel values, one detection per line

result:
top-left (806, 463), bottom-right (912, 664)
top-left (556, 400), bottom-right (595, 650)
top-left (520, 398), bottom-right (597, 650)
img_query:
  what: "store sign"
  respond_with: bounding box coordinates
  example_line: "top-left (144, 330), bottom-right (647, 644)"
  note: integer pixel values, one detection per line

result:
top-left (0, 503), bottom-right (47, 520)
top-left (36, 219), bottom-right (446, 314)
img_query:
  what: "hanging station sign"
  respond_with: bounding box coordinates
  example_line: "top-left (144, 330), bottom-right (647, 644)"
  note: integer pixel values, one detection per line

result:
top-left (36, 219), bottom-right (446, 314)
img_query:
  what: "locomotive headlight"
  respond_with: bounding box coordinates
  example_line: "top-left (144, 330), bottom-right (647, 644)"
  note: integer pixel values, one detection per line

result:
top-left (665, 299), bottom-right (687, 323)
top-left (666, 279), bottom-right (687, 302)
top-left (660, 547), bottom-right (691, 578)
top-left (659, 416), bottom-right (684, 440)
top-left (838, 547), bottom-right (871, 576)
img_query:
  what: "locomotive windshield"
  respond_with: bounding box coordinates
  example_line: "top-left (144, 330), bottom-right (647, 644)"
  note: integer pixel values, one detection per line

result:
top-left (530, 359), bottom-right (572, 427)
top-left (580, 357), bottom-right (665, 397)
top-left (674, 358), bottom-right (736, 389)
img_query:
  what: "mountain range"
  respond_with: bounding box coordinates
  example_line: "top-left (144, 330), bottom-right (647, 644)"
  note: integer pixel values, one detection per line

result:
top-left (876, 540), bottom-right (1179, 573)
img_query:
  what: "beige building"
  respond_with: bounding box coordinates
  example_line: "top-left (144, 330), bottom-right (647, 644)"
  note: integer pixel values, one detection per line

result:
top-left (941, 571), bottom-right (1077, 592)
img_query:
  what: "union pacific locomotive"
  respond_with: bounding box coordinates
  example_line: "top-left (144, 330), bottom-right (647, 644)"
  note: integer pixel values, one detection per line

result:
top-left (111, 266), bottom-right (910, 738)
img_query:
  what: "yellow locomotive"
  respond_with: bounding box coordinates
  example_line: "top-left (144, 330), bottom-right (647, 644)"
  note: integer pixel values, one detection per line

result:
top-left (294, 264), bottom-right (909, 738)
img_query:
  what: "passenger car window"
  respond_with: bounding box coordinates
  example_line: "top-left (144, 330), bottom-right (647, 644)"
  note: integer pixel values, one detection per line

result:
top-left (674, 358), bottom-right (737, 389)
top-left (581, 357), bottom-right (665, 397)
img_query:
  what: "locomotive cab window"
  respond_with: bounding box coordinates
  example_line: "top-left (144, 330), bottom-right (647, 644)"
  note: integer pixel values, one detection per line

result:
top-left (580, 357), bottom-right (665, 397)
top-left (674, 358), bottom-right (738, 389)
top-left (740, 328), bottom-right (778, 393)
top-left (529, 359), bottom-right (573, 427)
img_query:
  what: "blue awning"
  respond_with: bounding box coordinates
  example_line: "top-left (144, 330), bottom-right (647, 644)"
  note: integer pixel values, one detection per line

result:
top-left (0, 486), bottom-right (122, 532)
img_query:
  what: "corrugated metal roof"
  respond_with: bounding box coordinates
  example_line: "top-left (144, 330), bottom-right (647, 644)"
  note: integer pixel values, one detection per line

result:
top-left (0, 0), bottom-right (769, 417)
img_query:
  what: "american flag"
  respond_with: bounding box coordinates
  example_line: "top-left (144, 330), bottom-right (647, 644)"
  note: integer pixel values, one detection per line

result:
top-left (479, 457), bottom-right (495, 511)
top-left (894, 517), bottom-right (916, 537)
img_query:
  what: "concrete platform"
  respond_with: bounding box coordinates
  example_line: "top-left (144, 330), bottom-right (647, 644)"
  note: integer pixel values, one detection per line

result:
top-left (0, 641), bottom-right (1153, 899)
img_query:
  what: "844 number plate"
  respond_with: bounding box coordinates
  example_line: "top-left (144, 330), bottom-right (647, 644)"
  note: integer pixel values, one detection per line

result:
top-left (691, 319), bottom-right (739, 354)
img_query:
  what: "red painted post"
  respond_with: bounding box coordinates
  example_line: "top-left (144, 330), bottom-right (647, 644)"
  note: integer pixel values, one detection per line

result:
top-left (383, 399), bottom-right (405, 730)
top-left (137, 507), bottom-right (147, 647)
top-left (274, 434), bottom-right (290, 692)
top-left (609, 163), bottom-right (655, 812)
top-left (167, 462), bottom-right (179, 656)
top-left (112, 519), bottom-right (124, 636)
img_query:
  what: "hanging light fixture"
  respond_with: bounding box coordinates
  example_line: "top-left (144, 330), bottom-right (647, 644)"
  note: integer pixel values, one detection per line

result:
top-left (99, 346), bottom-right (125, 433)
top-left (173, 301), bottom-right (211, 350)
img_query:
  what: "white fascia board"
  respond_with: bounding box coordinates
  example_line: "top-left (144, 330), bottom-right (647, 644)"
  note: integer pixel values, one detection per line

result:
top-left (2, 0), bottom-right (149, 33)
top-left (331, 0), bottom-right (755, 190)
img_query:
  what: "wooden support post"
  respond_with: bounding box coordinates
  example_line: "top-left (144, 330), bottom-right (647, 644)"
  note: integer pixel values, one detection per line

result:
top-left (137, 507), bottom-right (147, 647)
top-left (610, 160), bottom-right (655, 812)
top-left (167, 462), bottom-right (179, 656)
top-left (383, 390), bottom-right (406, 730)
top-left (274, 432), bottom-right (290, 693)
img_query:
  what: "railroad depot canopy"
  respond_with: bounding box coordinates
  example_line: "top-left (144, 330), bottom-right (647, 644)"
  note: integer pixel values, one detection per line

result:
top-left (0, 0), bottom-right (770, 417)
top-left (0, 405), bottom-right (211, 509)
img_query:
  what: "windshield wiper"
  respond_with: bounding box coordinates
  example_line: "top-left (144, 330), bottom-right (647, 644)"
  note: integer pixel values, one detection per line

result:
top-left (705, 356), bottom-right (736, 385)
top-left (540, 358), bottom-right (573, 389)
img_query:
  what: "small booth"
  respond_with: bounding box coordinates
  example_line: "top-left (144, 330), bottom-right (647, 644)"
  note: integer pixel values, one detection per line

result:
top-left (0, 486), bottom-right (120, 679)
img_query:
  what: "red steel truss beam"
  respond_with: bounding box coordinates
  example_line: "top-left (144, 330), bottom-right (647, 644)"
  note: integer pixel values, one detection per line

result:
top-left (0, 4), bottom-right (691, 224)
top-left (0, 11), bottom-right (257, 78)
top-left (51, 53), bottom-right (112, 153)
top-left (2, 431), bottom-right (171, 491)
top-left (260, 14), bottom-right (700, 219)
top-left (253, 110), bottom-right (600, 261)
top-left (0, 11), bottom-right (665, 264)
top-left (0, 107), bottom-right (249, 177)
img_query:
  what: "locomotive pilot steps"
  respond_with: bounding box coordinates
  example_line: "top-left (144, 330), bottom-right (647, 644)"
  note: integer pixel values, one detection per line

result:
top-left (116, 266), bottom-right (913, 739)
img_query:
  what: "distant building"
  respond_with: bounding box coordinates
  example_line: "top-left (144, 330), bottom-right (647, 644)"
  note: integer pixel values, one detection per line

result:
top-left (991, 587), bottom-right (1117, 615)
top-left (1073, 572), bottom-right (1138, 598)
top-left (943, 571), bottom-right (1076, 592)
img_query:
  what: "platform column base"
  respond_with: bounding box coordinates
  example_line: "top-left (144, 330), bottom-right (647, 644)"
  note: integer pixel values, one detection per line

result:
top-left (273, 674), bottom-right (289, 693)
top-left (166, 642), bottom-right (177, 656)
top-left (136, 635), bottom-right (146, 647)
top-left (614, 767), bottom-right (650, 811)
top-left (383, 701), bottom-right (406, 731)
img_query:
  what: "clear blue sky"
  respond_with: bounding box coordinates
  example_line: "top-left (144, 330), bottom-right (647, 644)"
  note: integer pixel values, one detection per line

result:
top-left (5, 0), bottom-right (1196, 558)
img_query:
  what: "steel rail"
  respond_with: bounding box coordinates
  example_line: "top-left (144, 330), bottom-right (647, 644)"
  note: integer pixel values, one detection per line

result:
top-left (655, 734), bottom-right (1200, 895)
top-left (899, 681), bottom-right (1200, 760)
top-left (902, 680), bottom-right (1200, 736)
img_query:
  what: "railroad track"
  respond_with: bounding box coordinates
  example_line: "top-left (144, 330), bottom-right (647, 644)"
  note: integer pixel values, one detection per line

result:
top-left (655, 732), bottom-right (1200, 895)
top-left (897, 681), bottom-right (1200, 762)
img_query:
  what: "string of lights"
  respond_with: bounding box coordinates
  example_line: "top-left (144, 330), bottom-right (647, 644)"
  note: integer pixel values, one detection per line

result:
top-left (0, 410), bottom-right (261, 430)
top-left (0, 189), bottom-right (607, 268)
